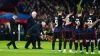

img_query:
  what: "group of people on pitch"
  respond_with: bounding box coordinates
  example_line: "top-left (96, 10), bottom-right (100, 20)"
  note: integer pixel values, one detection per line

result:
top-left (46, 8), bottom-right (100, 54)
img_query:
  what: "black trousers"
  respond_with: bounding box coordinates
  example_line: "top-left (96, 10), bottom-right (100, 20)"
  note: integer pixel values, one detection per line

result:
top-left (25, 36), bottom-right (41, 48)
top-left (25, 37), bottom-right (36, 48)
top-left (36, 36), bottom-right (41, 48)
top-left (7, 32), bottom-right (17, 48)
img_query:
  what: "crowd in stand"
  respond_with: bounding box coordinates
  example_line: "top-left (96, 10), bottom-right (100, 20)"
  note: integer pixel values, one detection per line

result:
top-left (16, 0), bottom-right (100, 24)
top-left (16, 0), bottom-right (100, 14)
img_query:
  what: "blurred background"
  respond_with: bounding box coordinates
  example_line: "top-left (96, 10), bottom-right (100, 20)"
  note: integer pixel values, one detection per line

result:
top-left (0, 0), bottom-right (100, 41)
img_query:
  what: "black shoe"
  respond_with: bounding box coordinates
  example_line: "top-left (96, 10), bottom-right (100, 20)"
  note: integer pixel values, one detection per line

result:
top-left (32, 47), bottom-right (37, 49)
top-left (14, 48), bottom-right (19, 49)
top-left (38, 47), bottom-right (43, 49)
top-left (7, 44), bottom-right (10, 49)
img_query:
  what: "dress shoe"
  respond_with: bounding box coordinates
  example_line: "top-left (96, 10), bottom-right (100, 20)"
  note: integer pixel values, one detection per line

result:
top-left (7, 44), bottom-right (10, 49)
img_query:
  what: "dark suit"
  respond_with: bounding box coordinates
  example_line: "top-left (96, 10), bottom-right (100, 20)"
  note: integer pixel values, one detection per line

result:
top-left (27, 17), bottom-right (37, 29)
top-left (25, 23), bottom-right (43, 49)
top-left (25, 17), bottom-right (37, 48)
top-left (7, 18), bottom-right (18, 49)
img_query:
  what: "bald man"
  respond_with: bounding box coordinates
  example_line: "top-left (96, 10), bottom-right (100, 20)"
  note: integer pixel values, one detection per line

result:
top-left (25, 21), bottom-right (46, 49)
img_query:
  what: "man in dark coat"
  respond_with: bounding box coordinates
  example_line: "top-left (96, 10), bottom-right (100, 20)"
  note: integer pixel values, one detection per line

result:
top-left (27, 11), bottom-right (37, 30)
top-left (7, 13), bottom-right (18, 49)
top-left (25, 11), bottom-right (37, 49)
top-left (25, 21), bottom-right (46, 49)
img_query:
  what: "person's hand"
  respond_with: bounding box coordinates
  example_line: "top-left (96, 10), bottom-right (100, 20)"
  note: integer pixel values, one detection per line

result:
top-left (62, 19), bottom-right (66, 21)
top-left (40, 34), bottom-right (44, 40)
top-left (76, 26), bottom-right (78, 29)
top-left (13, 32), bottom-right (16, 35)
top-left (62, 22), bottom-right (66, 26)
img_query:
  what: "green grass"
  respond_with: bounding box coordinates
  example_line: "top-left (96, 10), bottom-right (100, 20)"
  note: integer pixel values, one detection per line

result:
top-left (0, 41), bottom-right (99, 56)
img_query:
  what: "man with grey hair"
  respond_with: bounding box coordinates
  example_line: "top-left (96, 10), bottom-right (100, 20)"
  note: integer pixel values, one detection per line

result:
top-left (27, 11), bottom-right (37, 29)
top-left (25, 11), bottom-right (37, 49)
top-left (31, 11), bottom-right (37, 19)
top-left (25, 11), bottom-right (43, 49)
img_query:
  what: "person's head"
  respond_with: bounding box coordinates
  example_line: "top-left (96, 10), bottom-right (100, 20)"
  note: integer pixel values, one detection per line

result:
top-left (57, 8), bottom-right (63, 16)
top-left (31, 11), bottom-right (37, 18)
top-left (77, 9), bottom-right (82, 17)
top-left (69, 9), bottom-right (74, 15)
top-left (41, 21), bottom-right (46, 28)
top-left (0, 24), bottom-right (4, 28)
top-left (89, 8), bottom-right (95, 15)
top-left (13, 13), bottom-right (18, 20)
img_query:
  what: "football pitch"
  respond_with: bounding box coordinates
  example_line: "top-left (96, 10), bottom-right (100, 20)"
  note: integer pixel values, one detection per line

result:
top-left (0, 41), bottom-right (99, 56)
